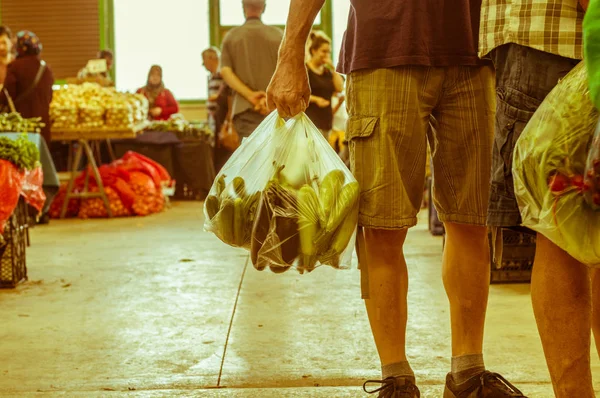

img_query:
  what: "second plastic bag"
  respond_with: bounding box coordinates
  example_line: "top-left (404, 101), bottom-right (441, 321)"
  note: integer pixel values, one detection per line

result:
top-left (204, 111), bottom-right (359, 274)
top-left (513, 62), bottom-right (600, 267)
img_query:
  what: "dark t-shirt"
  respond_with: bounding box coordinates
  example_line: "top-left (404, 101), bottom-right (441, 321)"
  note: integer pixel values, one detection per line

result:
top-left (337, 0), bottom-right (484, 74)
top-left (306, 66), bottom-right (335, 131)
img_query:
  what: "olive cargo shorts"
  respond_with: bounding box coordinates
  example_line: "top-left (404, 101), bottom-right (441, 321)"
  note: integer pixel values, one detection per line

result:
top-left (346, 65), bottom-right (496, 230)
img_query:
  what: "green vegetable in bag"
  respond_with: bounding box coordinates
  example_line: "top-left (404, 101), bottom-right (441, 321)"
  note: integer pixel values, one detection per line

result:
top-left (205, 112), bottom-right (360, 273)
top-left (513, 62), bottom-right (600, 267)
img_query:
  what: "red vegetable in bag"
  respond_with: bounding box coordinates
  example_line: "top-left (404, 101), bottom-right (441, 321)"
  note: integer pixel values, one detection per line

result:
top-left (0, 160), bottom-right (24, 231)
top-left (21, 166), bottom-right (46, 213)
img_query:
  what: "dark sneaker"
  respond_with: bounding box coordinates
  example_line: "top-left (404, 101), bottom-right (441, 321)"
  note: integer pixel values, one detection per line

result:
top-left (363, 376), bottom-right (421, 397)
top-left (444, 371), bottom-right (527, 398)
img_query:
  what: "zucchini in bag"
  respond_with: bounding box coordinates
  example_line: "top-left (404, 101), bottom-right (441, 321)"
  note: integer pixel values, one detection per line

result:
top-left (204, 111), bottom-right (360, 273)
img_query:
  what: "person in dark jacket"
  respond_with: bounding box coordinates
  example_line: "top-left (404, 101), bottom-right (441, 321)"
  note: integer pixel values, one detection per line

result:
top-left (0, 31), bottom-right (54, 142)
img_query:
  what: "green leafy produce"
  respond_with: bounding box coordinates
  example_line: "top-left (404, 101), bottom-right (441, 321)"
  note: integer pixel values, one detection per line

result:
top-left (0, 112), bottom-right (45, 134)
top-left (0, 134), bottom-right (41, 171)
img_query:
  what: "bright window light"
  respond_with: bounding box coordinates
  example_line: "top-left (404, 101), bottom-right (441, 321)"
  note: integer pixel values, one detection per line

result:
top-left (219, 0), bottom-right (321, 26)
top-left (114, 0), bottom-right (210, 100)
top-left (332, 0), bottom-right (350, 65)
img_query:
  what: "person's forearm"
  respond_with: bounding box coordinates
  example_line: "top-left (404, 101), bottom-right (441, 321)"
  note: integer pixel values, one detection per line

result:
top-left (332, 97), bottom-right (345, 114)
top-left (309, 95), bottom-right (320, 103)
top-left (279, 0), bottom-right (325, 64)
top-left (332, 71), bottom-right (344, 93)
top-left (221, 67), bottom-right (253, 100)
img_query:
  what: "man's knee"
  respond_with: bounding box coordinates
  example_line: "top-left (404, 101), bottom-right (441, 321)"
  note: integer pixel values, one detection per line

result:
top-left (444, 222), bottom-right (488, 244)
top-left (364, 228), bottom-right (408, 247)
top-left (535, 233), bottom-right (582, 267)
top-left (363, 228), bottom-right (409, 265)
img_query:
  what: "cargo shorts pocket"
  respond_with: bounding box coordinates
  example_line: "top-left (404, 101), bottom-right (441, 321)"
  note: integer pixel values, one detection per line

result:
top-left (493, 92), bottom-right (538, 196)
top-left (346, 116), bottom-right (379, 188)
top-left (346, 116), bottom-right (379, 140)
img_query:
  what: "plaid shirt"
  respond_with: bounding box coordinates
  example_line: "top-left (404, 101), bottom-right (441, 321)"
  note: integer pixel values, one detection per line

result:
top-left (479, 0), bottom-right (585, 60)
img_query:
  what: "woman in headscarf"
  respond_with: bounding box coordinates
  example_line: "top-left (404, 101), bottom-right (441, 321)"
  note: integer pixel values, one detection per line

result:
top-left (0, 30), bottom-right (54, 142)
top-left (136, 65), bottom-right (179, 121)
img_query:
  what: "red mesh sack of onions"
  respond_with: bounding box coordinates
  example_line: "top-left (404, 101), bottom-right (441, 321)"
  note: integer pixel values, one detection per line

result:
top-left (49, 184), bottom-right (81, 219)
top-left (78, 187), bottom-right (131, 219)
top-left (129, 171), bottom-right (164, 216)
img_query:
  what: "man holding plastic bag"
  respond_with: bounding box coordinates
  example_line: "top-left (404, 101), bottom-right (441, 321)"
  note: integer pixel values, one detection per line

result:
top-left (480, 1), bottom-right (600, 397)
top-left (267, 2), bottom-right (524, 398)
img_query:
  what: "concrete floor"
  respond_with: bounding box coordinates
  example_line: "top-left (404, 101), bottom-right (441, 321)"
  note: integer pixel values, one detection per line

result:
top-left (0, 202), bottom-right (598, 397)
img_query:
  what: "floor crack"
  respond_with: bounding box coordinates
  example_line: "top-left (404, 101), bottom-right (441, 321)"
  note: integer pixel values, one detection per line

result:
top-left (217, 254), bottom-right (249, 387)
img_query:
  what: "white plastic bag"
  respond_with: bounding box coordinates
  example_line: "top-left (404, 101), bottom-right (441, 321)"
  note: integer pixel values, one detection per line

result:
top-left (513, 62), bottom-right (600, 267)
top-left (204, 111), bottom-right (359, 274)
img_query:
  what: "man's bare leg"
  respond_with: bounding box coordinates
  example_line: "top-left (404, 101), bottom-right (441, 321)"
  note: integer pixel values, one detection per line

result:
top-left (592, 268), bottom-right (600, 359)
top-left (442, 223), bottom-right (490, 382)
top-left (531, 234), bottom-right (594, 398)
top-left (363, 229), bottom-right (412, 373)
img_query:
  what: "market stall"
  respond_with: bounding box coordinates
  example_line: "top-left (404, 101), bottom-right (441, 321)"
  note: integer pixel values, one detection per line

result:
top-left (49, 83), bottom-right (216, 208)
top-left (50, 83), bottom-right (151, 218)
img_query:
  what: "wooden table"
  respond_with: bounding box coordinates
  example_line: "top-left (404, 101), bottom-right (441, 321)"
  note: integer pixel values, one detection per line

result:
top-left (51, 124), bottom-right (147, 219)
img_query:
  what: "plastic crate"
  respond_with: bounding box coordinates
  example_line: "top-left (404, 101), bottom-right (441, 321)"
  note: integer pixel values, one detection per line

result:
top-left (489, 228), bottom-right (536, 284)
top-left (0, 200), bottom-right (28, 288)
